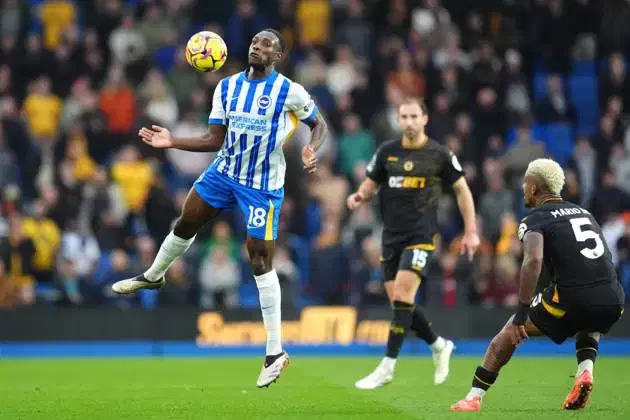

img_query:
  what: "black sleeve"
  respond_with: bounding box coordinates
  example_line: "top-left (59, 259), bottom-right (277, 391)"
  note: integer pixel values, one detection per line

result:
top-left (366, 146), bottom-right (387, 184)
top-left (518, 210), bottom-right (547, 241)
top-left (439, 148), bottom-right (464, 185)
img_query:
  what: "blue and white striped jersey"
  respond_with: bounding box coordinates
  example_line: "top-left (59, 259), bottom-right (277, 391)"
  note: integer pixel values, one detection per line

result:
top-left (207, 70), bottom-right (318, 191)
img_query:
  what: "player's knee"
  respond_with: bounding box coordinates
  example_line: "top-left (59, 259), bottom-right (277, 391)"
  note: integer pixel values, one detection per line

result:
top-left (246, 241), bottom-right (271, 276)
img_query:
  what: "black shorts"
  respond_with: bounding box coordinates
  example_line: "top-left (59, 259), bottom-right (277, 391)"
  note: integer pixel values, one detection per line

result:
top-left (529, 286), bottom-right (624, 344)
top-left (381, 243), bottom-right (436, 282)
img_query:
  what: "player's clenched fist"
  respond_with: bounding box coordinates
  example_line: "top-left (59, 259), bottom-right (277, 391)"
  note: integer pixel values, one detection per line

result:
top-left (347, 192), bottom-right (365, 210)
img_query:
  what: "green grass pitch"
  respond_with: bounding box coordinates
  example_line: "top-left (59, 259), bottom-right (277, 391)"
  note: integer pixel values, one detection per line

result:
top-left (1, 357), bottom-right (629, 419)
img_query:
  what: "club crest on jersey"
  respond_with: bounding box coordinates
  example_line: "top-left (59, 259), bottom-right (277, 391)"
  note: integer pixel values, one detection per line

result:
top-left (404, 161), bottom-right (414, 172)
top-left (257, 95), bottom-right (271, 109)
top-left (518, 223), bottom-right (527, 241)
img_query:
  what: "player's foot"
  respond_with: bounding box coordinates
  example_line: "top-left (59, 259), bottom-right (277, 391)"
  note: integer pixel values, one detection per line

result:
top-left (257, 352), bottom-right (290, 388)
top-left (450, 396), bottom-right (482, 412)
top-left (355, 360), bottom-right (394, 389)
top-left (563, 370), bottom-right (593, 410)
top-left (111, 275), bottom-right (165, 295)
top-left (433, 339), bottom-right (455, 385)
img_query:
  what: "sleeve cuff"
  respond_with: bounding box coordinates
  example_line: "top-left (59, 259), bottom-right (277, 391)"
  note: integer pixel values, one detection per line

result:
top-left (300, 106), bottom-right (319, 124)
top-left (208, 118), bottom-right (226, 125)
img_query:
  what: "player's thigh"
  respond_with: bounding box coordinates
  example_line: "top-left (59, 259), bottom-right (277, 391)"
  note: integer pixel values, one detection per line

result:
top-left (381, 245), bottom-right (400, 301)
top-left (528, 290), bottom-right (575, 344)
top-left (578, 305), bottom-right (624, 335)
top-left (192, 168), bottom-right (236, 213)
top-left (234, 185), bottom-right (283, 241)
top-left (392, 248), bottom-right (435, 302)
top-left (174, 187), bottom-right (223, 238)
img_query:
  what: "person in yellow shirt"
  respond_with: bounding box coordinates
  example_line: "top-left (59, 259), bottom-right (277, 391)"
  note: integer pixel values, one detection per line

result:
top-left (23, 77), bottom-right (63, 141)
top-left (111, 145), bottom-right (154, 214)
top-left (21, 202), bottom-right (61, 283)
top-left (40, 0), bottom-right (76, 50)
top-left (296, 0), bottom-right (331, 46)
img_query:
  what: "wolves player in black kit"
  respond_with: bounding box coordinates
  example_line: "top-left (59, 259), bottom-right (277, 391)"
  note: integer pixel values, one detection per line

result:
top-left (451, 158), bottom-right (625, 412)
top-left (347, 98), bottom-right (480, 389)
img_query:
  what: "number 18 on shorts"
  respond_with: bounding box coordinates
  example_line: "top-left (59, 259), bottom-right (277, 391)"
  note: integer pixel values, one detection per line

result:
top-left (194, 167), bottom-right (284, 241)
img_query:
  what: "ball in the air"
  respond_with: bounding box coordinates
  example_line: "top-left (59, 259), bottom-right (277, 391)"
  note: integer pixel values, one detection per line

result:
top-left (185, 31), bottom-right (228, 72)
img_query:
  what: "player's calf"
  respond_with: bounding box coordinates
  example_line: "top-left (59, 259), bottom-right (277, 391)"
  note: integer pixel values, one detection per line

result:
top-left (450, 326), bottom-right (516, 411)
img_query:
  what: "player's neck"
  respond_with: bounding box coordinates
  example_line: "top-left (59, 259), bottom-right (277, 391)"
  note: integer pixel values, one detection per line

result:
top-left (535, 194), bottom-right (562, 207)
top-left (402, 133), bottom-right (427, 149)
top-left (247, 66), bottom-right (275, 81)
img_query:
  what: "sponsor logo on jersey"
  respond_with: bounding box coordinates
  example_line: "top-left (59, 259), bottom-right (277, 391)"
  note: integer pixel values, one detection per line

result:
top-left (388, 176), bottom-right (426, 189)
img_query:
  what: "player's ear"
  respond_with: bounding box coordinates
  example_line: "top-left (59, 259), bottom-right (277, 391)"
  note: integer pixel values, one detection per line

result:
top-left (274, 50), bottom-right (284, 63)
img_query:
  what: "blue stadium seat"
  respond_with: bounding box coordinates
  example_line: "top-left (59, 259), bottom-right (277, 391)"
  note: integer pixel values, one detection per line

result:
top-left (569, 74), bottom-right (598, 136)
top-left (572, 60), bottom-right (596, 77)
top-left (542, 123), bottom-right (574, 166)
top-left (533, 72), bottom-right (549, 100)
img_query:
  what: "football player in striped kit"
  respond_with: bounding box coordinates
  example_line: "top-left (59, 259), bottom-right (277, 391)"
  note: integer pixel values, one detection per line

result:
top-left (112, 29), bottom-right (328, 387)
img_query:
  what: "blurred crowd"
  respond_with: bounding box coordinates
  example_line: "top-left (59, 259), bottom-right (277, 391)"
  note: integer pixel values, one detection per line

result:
top-left (1, 0), bottom-right (630, 310)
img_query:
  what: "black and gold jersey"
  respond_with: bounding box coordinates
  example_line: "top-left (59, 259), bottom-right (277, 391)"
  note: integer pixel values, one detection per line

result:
top-left (518, 199), bottom-right (625, 307)
top-left (366, 138), bottom-right (463, 247)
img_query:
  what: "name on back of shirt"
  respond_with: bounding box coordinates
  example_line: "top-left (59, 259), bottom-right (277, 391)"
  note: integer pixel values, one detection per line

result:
top-left (550, 207), bottom-right (590, 218)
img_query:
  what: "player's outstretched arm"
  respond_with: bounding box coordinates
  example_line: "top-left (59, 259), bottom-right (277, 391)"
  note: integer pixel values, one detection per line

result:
top-left (138, 124), bottom-right (226, 152)
top-left (302, 113), bottom-right (328, 173)
top-left (452, 178), bottom-right (480, 260)
top-left (347, 178), bottom-right (379, 210)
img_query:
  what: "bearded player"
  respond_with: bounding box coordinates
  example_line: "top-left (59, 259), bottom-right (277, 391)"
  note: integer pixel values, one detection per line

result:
top-left (347, 98), bottom-right (480, 389)
top-left (450, 159), bottom-right (625, 412)
top-left (111, 29), bottom-right (328, 388)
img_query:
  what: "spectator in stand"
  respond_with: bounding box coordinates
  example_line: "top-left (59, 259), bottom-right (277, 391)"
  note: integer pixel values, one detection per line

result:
top-left (57, 219), bottom-right (100, 305)
top-left (23, 76), bottom-right (63, 143)
top-left (99, 66), bottom-right (137, 137)
top-left (599, 53), bottom-right (630, 109)
top-left (0, 215), bottom-right (35, 307)
top-left (296, 0), bottom-right (331, 47)
top-left (199, 245), bottom-right (240, 310)
top-left (40, 0), bottom-right (77, 51)
top-left (338, 114), bottom-right (375, 180)
top-left (535, 74), bottom-right (577, 124)
top-left (110, 145), bottom-right (154, 216)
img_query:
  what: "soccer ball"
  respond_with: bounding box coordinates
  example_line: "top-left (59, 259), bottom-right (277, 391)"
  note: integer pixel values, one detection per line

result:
top-left (185, 31), bottom-right (228, 72)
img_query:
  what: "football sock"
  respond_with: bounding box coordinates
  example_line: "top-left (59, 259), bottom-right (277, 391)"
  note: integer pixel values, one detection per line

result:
top-left (411, 306), bottom-right (440, 346)
top-left (144, 231), bottom-right (195, 281)
top-left (430, 336), bottom-right (446, 352)
top-left (467, 366), bottom-right (498, 399)
top-left (385, 300), bottom-right (414, 358)
top-left (381, 356), bottom-right (397, 371)
top-left (255, 270), bottom-right (283, 357)
top-left (576, 336), bottom-right (598, 375)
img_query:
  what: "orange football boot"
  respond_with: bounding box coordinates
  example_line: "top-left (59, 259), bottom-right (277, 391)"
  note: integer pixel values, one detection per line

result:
top-left (563, 371), bottom-right (593, 410)
top-left (450, 396), bottom-right (482, 412)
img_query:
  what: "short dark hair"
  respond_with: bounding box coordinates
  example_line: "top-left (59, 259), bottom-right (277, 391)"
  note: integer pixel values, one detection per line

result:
top-left (263, 28), bottom-right (286, 53)
top-left (399, 97), bottom-right (428, 115)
